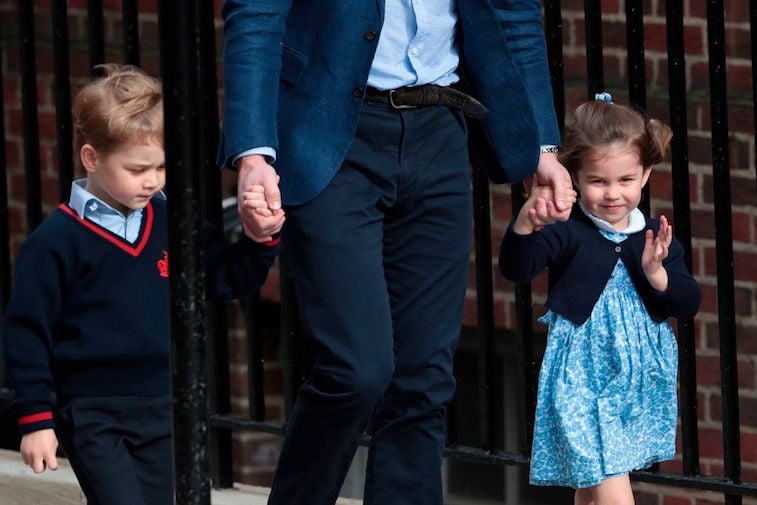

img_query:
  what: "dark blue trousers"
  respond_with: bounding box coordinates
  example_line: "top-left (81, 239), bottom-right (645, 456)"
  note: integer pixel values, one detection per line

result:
top-left (271, 102), bottom-right (472, 505)
top-left (55, 394), bottom-right (174, 505)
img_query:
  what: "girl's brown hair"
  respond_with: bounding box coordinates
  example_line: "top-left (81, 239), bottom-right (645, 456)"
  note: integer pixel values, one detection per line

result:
top-left (558, 100), bottom-right (672, 175)
top-left (73, 63), bottom-right (163, 153)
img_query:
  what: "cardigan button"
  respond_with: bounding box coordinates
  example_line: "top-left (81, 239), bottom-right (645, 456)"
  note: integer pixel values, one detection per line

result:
top-left (364, 30), bottom-right (377, 41)
top-left (615, 245), bottom-right (622, 253)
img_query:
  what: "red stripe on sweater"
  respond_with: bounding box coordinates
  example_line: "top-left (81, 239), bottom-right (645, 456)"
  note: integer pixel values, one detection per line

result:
top-left (18, 411), bottom-right (53, 425)
top-left (58, 202), bottom-right (154, 257)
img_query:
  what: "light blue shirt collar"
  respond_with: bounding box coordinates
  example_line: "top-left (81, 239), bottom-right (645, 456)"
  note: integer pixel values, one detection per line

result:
top-left (579, 201), bottom-right (646, 234)
top-left (69, 179), bottom-right (165, 244)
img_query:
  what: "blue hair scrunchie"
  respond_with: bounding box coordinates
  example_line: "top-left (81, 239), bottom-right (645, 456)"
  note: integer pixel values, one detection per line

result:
top-left (594, 91), bottom-right (613, 103)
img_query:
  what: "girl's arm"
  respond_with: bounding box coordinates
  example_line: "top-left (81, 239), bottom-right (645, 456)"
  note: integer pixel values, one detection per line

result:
top-left (500, 203), bottom-right (573, 283)
top-left (641, 214), bottom-right (672, 292)
top-left (643, 218), bottom-right (701, 320)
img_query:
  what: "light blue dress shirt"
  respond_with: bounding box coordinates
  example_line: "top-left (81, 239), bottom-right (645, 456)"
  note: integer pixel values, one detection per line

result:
top-left (236, 0), bottom-right (459, 164)
top-left (367, 0), bottom-right (459, 90)
top-left (69, 179), bottom-right (165, 244)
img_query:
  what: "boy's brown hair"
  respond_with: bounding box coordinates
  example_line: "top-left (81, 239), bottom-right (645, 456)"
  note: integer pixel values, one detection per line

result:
top-left (73, 63), bottom-right (163, 153)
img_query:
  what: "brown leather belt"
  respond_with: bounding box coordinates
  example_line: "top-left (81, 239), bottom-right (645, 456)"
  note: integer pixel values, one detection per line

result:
top-left (363, 84), bottom-right (489, 119)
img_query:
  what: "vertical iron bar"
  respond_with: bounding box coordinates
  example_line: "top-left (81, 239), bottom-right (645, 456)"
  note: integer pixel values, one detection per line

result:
top-left (206, 273), bottom-right (233, 490)
top-left (750, 0), bottom-right (757, 188)
top-left (122, 0), bottom-right (140, 66)
top-left (511, 183), bottom-right (537, 453)
top-left (246, 294), bottom-right (266, 422)
top-left (87, 0), bottom-right (105, 72)
top-left (194, 0), bottom-right (232, 488)
top-left (51, 0), bottom-right (74, 201)
top-left (543, 0), bottom-right (565, 130)
top-left (0, 28), bottom-right (11, 382)
top-left (624, 0), bottom-right (650, 213)
top-left (472, 164), bottom-right (496, 450)
top-left (584, 0), bottom-right (604, 98)
top-left (706, 2), bottom-right (741, 504)
top-left (665, 0), bottom-right (700, 477)
top-left (17, 0), bottom-right (41, 231)
top-left (537, 6), bottom-right (565, 446)
top-left (159, 0), bottom-right (211, 503)
top-left (279, 256), bottom-right (305, 415)
top-left (625, 0), bottom-right (647, 110)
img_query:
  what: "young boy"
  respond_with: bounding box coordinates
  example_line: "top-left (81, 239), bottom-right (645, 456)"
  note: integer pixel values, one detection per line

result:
top-left (2, 64), bottom-right (284, 505)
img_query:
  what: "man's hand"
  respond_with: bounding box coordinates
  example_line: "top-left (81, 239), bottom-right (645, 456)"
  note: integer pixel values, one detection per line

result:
top-left (534, 152), bottom-right (575, 221)
top-left (237, 155), bottom-right (285, 242)
top-left (512, 180), bottom-right (557, 235)
top-left (20, 429), bottom-right (59, 473)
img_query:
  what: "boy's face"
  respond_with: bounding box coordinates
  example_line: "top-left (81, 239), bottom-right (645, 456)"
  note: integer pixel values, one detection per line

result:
top-left (81, 138), bottom-right (166, 215)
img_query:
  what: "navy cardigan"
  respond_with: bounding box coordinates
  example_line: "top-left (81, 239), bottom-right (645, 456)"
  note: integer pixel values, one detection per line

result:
top-left (499, 207), bottom-right (701, 325)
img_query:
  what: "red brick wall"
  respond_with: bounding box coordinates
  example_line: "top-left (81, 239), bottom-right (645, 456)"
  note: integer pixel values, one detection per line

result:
top-left (1, 1), bottom-right (756, 502)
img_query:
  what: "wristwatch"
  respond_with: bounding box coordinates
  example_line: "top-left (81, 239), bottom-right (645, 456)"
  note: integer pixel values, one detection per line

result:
top-left (540, 145), bottom-right (559, 154)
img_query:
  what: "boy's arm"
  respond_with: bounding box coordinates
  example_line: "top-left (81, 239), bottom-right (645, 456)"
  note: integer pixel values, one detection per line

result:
top-left (3, 233), bottom-right (62, 435)
top-left (202, 222), bottom-right (280, 301)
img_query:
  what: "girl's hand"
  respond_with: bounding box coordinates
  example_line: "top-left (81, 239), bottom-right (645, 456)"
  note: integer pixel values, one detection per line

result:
top-left (642, 215), bottom-right (672, 292)
top-left (512, 177), bottom-right (572, 234)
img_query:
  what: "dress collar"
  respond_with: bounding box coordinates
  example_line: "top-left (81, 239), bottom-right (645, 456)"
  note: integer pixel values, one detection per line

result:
top-left (578, 201), bottom-right (646, 234)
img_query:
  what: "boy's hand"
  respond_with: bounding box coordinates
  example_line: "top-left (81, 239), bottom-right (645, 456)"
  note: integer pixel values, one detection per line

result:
top-left (237, 155), bottom-right (285, 242)
top-left (642, 215), bottom-right (672, 292)
top-left (239, 183), bottom-right (285, 243)
top-left (20, 429), bottom-right (59, 473)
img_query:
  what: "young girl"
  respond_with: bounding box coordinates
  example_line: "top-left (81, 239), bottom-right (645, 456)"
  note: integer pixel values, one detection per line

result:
top-left (3, 64), bottom-right (283, 504)
top-left (499, 95), bottom-right (701, 505)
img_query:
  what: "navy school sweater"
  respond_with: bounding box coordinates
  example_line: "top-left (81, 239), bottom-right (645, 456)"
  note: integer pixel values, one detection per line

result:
top-left (2, 197), bottom-right (278, 434)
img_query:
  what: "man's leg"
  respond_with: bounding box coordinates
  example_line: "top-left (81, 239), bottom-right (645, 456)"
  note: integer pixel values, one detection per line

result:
top-left (363, 105), bottom-right (472, 505)
top-left (269, 103), bottom-right (409, 505)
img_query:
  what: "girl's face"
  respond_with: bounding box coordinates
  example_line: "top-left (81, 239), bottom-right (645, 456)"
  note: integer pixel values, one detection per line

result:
top-left (81, 138), bottom-right (166, 215)
top-left (573, 146), bottom-right (651, 231)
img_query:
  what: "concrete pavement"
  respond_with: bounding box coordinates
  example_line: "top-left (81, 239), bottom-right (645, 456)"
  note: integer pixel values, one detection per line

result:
top-left (0, 449), bottom-right (361, 504)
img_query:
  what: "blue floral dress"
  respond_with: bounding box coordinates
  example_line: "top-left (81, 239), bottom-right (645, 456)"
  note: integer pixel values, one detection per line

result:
top-left (529, 226), bottom-right (679, 489)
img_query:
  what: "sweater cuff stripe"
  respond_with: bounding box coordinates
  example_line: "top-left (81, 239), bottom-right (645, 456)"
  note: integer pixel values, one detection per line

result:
top-left (18, 411), bottom-right (53, 426)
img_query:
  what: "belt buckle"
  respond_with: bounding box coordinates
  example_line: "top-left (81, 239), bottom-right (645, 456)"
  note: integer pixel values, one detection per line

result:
top-left (388, 89), bottom-right (417, 109)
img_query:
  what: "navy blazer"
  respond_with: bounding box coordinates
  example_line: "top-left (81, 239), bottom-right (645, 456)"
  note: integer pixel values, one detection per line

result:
top-left (219, 0), bottom-right (561, 205)
top-left (499, 208), bottom-right (701, 324)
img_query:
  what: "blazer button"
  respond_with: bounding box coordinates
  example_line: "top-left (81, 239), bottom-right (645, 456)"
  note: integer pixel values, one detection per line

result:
top-left (364, 30), bottom-right (377, 41)
top-left (353, 87), bottom-right (364, 97)
top-left (615, 245), bottom-right (622, 253)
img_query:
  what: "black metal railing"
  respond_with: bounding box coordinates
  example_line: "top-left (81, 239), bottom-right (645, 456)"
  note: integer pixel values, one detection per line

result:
top-left (0, 1), bottom-right (755, 504)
